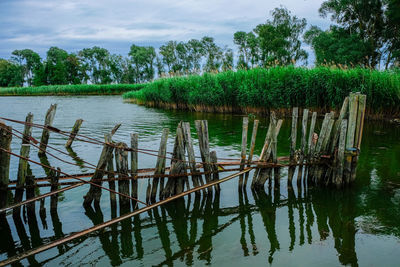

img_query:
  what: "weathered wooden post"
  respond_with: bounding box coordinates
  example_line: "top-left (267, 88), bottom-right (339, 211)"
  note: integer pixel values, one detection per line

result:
top-left (195, 120), bottom-right (212, 192)
top-left (344, 93), bottom-right (358, 183)
top-left (335, 119), bottom-right (348, 187)
top-left (350, 94), bottom-right (366, 182)
top-left (38, 104), bottom-right (57, 156)
top-left (288, 107), bottom-right (298, 187)
top-left (239, 117), bottom-right (249, 187)
top-left (115, 142), bottom-right (130, 207)
top-left (14, 113), bottom-right (34, 206)
top-left (150, 129), bottom-right (169, 202)
top-left (210, 150), bottom-right (220, 191)
top-left (65, 119), bottom-right (83, 148)
top-left (83, 134), bottom-right (114, 207)
top-left (244, 120), bottom-right (259, 186)
top-left (183, 123), bottom-right (203, 189)
top-left (297, 109), bottom-right (309, 184)
top-left (0, 121), bottom-right (12, 190)
top-left (131, 133), bottom-right (138, 202)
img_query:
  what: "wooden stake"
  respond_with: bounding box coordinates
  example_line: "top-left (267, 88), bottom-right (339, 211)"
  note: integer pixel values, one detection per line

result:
top-left (195, 120), bottom-right (212, 191)
top-left (0, 122), bottom-right (12, 189)
top-left (244, 120), bottom-right (259, 186)
top-left (115, 142), bottom-right (130, 206)
top-left (210, 150), bottom-right (220, 191)
top-left (38, 104), bottom-right (57, 156)
top-left (335, 119), bottom-right (347, 187)
top-left (288, 107), bottom-right (298, 186)
top-left (330, 97), bottom-right (349, 153)
top-left (306, 112), bottom-right (317, 163)
top-left (151, 128), bottom-right (169, 202)
top-left (83, 134), bottom-right (114, 207)
top-left (16, 113), bottom-right (33, 188)
top-left (350, 94), bottom-right (366, 182)
top-left (183, 123), bottom-right (203, 188)
top-left (344, 93), bottom-right (359, 183)
top-left (297, 109), bottom-right (309, 183)
top-left (131, 133), bottom-right (138, 201)
top-left (65, 119), bottom-right (83, 148)
top-left (239, 117), bottom-right (249, 187)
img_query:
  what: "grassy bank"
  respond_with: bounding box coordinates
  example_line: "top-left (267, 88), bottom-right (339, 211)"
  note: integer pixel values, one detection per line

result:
top-left (123, 66), bottom-right (400, 118)
top-left (0, 83), bottom-right (146, 96)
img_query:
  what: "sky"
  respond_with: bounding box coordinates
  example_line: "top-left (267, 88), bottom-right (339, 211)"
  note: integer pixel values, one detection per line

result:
top-left (0, 0), bottom-right (331, 63)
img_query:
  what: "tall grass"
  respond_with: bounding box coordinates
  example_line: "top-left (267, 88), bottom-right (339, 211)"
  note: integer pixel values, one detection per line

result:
top-left (0, 83), bottom-right (146, 96)
top-left (123, 66), bottom-right (400, 116)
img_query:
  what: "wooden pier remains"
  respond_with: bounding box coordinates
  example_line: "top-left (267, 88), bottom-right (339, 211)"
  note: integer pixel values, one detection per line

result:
top-left (0, 93), bottom-right (366, 265)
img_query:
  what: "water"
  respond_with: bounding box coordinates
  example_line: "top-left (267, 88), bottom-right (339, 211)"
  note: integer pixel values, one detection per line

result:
top-left (0, 96), bottom-right (399, 266)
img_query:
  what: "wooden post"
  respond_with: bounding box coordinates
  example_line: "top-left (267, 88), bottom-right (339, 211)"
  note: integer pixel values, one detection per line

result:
top-left (65, 119), bottom-right (83, 148)
top-left (110, 124), bottom-right (122, 137)
top-left (297, 109), bottom-right (309, 184)
top-left (306, 112), bottom-right (317, 163)
top-left (16, 113), bottom-right (33, 189)
top-left (210, 150), bottom-right (220, 191)
top-left (83, 134), bottom-right (114, 207)
top-left (131, 133), bottom-right (138, 201)
top-left (38, 104), bottom-right (57, 156)
top-left (350, 94), bottom-right (366, 182)
top-left (0, 122), bottom-right (12, 189)
top-left (150, 128), bottom-right (169, 202)
top-left (330, 97), bottom-right (349, 153)
top-left (195, 120), bottom-right (212, 190)
top-left (335, 119), bottom-right (347, 187)
top-left (183, 123), bottom-right (203, 188)
top-left (244, 120), bottom-right (259, 186)
top-left (288, 107), bottom-right (298, 186)
top-left (344, 93), bottom-right (359, 183)
top-left (239, 117), bottom-right (249, 187)
top-left (115, 142), bottom-right (130, 207)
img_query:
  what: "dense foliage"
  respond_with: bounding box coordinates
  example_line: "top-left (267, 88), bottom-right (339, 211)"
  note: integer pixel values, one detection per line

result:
top-left (0, 83), bottom-right (145, 96)
top-left (123, 66), bottom-right (400, 114)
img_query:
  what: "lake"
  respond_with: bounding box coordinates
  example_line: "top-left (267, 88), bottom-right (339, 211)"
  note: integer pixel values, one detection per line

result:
top-left (0, 95), bottom-right (399, 266)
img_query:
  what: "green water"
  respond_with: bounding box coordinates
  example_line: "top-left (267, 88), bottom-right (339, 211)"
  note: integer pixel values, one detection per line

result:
top-left (0, 96), bottom-right (399, 266)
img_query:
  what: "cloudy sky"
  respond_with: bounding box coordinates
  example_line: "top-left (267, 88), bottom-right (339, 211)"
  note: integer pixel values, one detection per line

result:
top-left (0, 0), bottom-right (330, 61)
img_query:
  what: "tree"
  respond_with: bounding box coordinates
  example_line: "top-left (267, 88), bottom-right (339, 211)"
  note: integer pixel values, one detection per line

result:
top-left (201, 36), bottom-right (223, 72)
top-left (159, 41), bottom-right (177, 74)
top-left (79, 46), bottom-right (111, 84)
top-left (46, 47), bottom-right (69, 85)
top-left (383, 0), bottom-right (400, 68)
top-left (11, 49), bottom-right (42, 86)
top-left (254, 7), bottom-right (308, 66)
top-left (319, 0), bottom-right (385, 68)
top-left (222, 47), bottom-right (234, 71)
top-left (187, 39), bottom-right (204, 73)
top-left (129, 44), bottom-right (156, 83)
top-left (304, 25), bottom-right (372, 66)
top-left (0, 59), bottom-right (23, 87)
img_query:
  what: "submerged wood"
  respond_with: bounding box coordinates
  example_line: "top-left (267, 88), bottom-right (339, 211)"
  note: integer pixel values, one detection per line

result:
top-left (65, 119), bottom-right (83, 148)
top-left (38, 104), bottom-right (57, 156)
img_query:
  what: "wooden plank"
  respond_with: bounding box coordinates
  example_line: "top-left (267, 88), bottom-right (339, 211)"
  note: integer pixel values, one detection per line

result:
top-left (0, 122), bottom-right (12, 189)
top-left (65, 119), bottom-right (83, 148)
top-left (38, 104), bottom-right (57, 156)
top-left (239, 117), bottom-right (249, 186)
top-left (288, 107), bottom-right (298, 186)
top-left (195, 120), bottom-right (212, 192)
top-left (351, 94), bottom-right (366, 182)
top-left (150, 128), bottom-right (169, 202)
top-left (210, 150), bottom-right (220, 191)
top-left (306, 112), bottom-right (317, 163)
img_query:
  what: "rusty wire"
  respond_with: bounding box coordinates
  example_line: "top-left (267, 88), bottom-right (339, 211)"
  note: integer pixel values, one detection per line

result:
top-left (0, 147), bottom-right (147, 206)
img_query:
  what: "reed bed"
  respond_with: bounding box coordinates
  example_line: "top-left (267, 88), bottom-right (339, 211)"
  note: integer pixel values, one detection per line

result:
top-left (123, 66), bottom-right (400, 117)
top-left (0, 83), bottom-right (146, 96)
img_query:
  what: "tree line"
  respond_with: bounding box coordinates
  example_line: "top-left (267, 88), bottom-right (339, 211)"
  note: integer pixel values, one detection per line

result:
top-left (1, 0), bottom-right (399, 87)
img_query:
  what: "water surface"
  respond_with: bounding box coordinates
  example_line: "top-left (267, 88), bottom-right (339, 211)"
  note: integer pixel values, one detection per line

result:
top-left (0, 96), bottom-right (399, 266)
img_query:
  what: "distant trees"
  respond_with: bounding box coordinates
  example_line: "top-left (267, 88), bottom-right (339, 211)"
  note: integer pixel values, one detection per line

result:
top-left (1, 3), bottom-right (400, 88)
